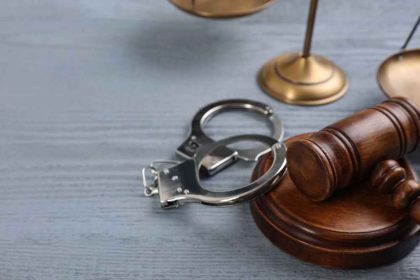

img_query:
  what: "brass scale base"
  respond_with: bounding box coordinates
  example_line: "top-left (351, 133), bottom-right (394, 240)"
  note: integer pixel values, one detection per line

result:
top-left (258, 53), bottom-right (348, 105)
top-left (170, 0), bottom-right (349, 106)
top-left (250, 134), bottom-right (420, 269)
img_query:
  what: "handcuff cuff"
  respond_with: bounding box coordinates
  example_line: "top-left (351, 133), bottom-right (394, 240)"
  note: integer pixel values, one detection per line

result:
top-left (176, 99), bottom-right (284, 176)
top-left (142, 99), bottom-right (287, 209)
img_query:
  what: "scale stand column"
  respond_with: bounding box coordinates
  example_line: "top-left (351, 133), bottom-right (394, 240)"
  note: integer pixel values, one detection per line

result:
top-left (258, 0), bottom-right (348, 106)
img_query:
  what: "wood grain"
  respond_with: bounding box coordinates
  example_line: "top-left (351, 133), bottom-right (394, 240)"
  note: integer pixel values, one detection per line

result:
top-left (252, 134), bottom-right (420, 269)
top-left (372, 160), bottom-right (420, 224)
top-left (0, 0), bottom-right (420, 279)
top-left (286, 97), bottom-right (420, 201)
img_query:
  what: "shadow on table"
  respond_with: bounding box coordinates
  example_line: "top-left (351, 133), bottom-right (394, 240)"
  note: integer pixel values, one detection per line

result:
top-left (127, 20), bottom-right (238, 72)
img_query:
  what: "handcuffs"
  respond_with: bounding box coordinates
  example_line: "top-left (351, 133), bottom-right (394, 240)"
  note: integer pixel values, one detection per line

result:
top-left (142, 99), bottom-right (287, 209)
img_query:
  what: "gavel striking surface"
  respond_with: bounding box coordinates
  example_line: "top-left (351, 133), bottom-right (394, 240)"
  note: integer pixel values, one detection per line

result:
top-left (250, 134), bottom-right (420, 269)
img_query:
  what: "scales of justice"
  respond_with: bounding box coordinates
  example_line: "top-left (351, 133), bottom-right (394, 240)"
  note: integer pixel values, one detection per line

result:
top-left (169, 0), bottom-right (349, 105)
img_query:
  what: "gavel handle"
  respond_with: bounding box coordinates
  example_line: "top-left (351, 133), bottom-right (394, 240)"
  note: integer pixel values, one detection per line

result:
top-left (372, 160), bottom-right (420, 225)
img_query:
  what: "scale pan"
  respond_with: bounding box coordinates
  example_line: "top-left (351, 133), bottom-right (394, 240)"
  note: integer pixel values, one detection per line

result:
top-left (169, 0), bottom-right (273, 18)
top-left (377, 48), bottom-right (420, 108)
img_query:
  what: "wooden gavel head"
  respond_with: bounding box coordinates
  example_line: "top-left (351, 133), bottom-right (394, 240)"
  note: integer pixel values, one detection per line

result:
top-left (286, 97), bottom-right (420, 201)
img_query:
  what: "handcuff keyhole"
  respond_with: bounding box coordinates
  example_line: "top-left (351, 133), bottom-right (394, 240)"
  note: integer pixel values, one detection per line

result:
top-left (189, 135), bottom-right (199, 149)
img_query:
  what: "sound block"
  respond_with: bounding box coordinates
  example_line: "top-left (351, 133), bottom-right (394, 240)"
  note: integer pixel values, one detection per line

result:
top-left (250, 133), bottom-right (420, 269)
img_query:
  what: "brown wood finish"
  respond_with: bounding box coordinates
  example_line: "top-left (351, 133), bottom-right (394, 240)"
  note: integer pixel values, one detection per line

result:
top-left (250, 134), bottom-right (420, 269)
top-left (372, 160), bottom-right (420, 225)
top-left (286, 97), bottom-right (420, 201)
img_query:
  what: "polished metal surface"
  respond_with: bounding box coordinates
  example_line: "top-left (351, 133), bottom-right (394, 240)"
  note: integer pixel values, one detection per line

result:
top-left (302, 0), bottom-right (317, 57)
top-left (377, 16), bottom-right (420, 108)
top-left (377, 49), bottom-right (420, 108)
top-left (143, 134), bottom-right (287, 209)
top-left (169, 0), bottom-right (274, 19)
top-left (177, 99), bottom-right (283, 176)
top-left (258, 0), bottom-right (348, 105)
top-left (259, 53), bottom-right (348, 105)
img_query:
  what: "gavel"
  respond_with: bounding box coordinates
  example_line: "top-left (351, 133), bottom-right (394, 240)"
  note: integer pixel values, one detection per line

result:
top-left (287, 97), bottom-right (420, 202)
top-left (371, 160), bottom-right (420, 224)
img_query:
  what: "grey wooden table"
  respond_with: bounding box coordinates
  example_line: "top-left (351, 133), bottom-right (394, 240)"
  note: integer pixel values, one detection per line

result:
top-left (1, 1), bottom-right (420, 279)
